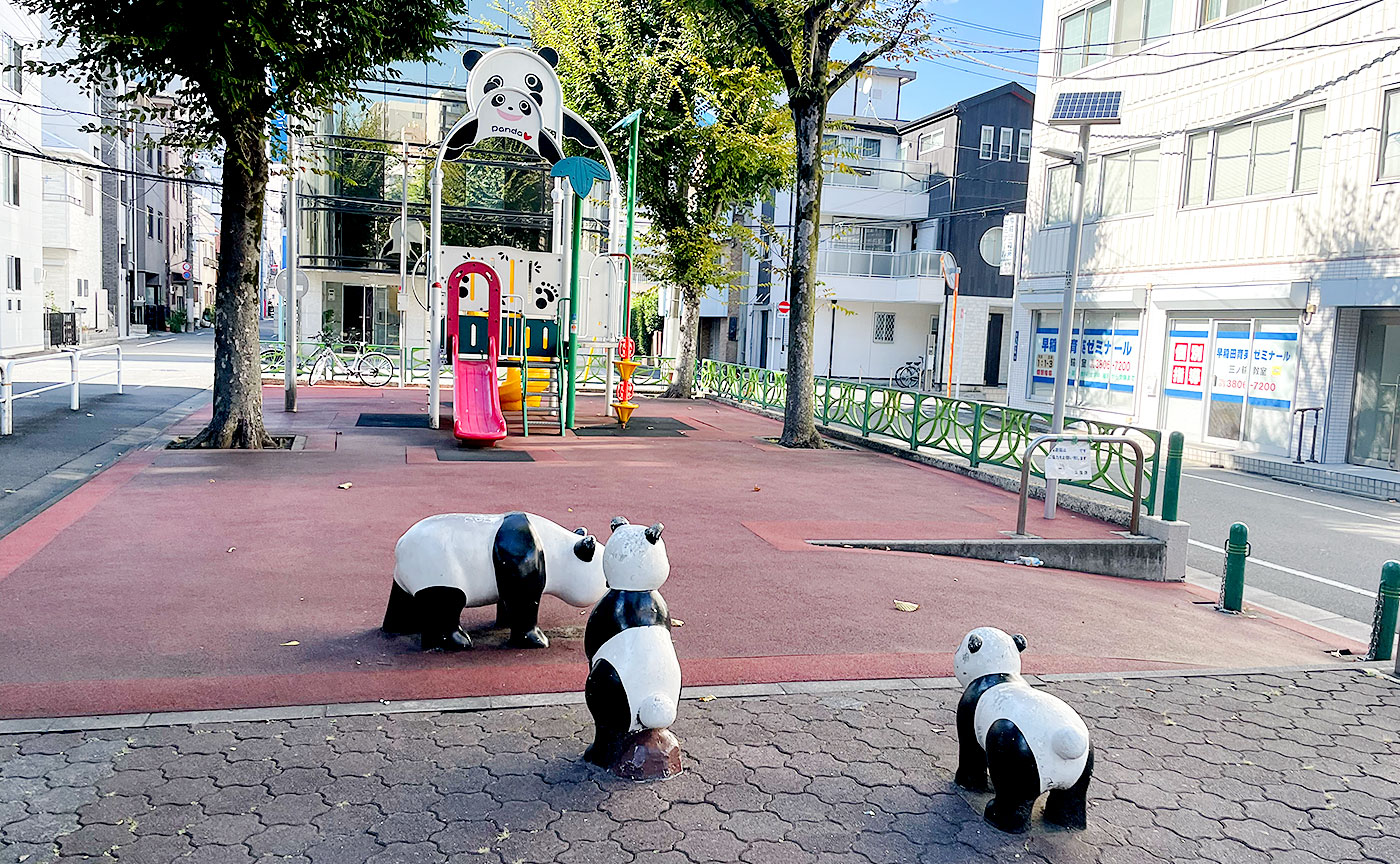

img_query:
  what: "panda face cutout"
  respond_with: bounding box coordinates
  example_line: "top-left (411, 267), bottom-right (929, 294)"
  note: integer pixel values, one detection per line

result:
top-left (954, 627), bottom-right (1025, 686)
top-left (463, 47), bottom-right (564, 142)
top-left (602, 520), bottom-right (670, 591)
top-left (489, 92), bottom-right (535, 123)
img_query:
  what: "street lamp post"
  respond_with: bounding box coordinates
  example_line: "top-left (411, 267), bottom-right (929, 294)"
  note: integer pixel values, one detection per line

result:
top-left (284, 134), bottom-right (298, 413)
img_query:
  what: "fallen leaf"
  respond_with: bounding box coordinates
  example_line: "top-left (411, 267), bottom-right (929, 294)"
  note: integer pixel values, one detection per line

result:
top-left (337, 482), bottom-right (353, 490)
top-left (698, 695), bottom-right (716, 702)
top-left (280, 640), bottom-right (300, 647)
top-left (893, 600), bottom-right (920, 613)
top-left (227, 547), bottom-right (236, 553)
top-left (208, 479), bottom-right (216, 483)
top-left (671, 618), bottom-right (685, 627)
top-left (753, 486), bottom-right (761, 492)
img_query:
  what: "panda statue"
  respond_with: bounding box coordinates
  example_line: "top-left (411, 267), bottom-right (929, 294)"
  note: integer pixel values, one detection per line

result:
top-left (582, 518), bottom-right (682, 780)
top-left (383, 512), bottom-right (606, 650)
top-left (953, 627), bottom-right (1094, 833)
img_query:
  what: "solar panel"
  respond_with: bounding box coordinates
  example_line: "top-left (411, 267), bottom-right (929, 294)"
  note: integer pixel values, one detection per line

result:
top-left (1049, 91), bottom-right (1123, 125)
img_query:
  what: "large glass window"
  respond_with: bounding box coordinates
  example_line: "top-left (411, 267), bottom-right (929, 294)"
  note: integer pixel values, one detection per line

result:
top-left (1045, 164), bottom-right (1074, 226)
top-left (1190, 107), bottom-right (1325, 205)
top-left (1114, 0), bottom-right (1173, 54)
top-left (1029, 309), bottom-right (1140, 414)
top-left (1060, 1), bottom-right (1112, 75)
top-left (1382, 88), bottom-right (1400, 180)
top-left (1202, 0), bottom-right (1264, 25)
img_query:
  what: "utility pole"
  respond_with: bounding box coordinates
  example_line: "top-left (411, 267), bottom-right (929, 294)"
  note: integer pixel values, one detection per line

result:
top-left (284, 134), bottom-right (298, 412)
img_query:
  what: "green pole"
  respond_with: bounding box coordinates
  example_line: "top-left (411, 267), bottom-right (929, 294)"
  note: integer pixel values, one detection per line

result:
top-left (1366, 560), bottom-right (1400, 661)
top-left (624, 116), bottom-right (639, 335)
top-left (1162, 431), bottom-right (1185, 522)
top-left (566, 198), bottom-right (583, 429)
top-left (1220, 522), bottom-right (1248, 613)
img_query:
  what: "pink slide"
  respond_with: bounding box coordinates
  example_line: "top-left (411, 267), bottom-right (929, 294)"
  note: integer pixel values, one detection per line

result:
top-left (446, 262), bottom-right (508, 444)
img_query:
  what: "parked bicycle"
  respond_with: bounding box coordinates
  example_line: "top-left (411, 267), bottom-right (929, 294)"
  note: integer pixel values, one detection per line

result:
top-left (259, 332), bottom-right (397, 387)
top-left (893, 356), bottom-right (926, 390)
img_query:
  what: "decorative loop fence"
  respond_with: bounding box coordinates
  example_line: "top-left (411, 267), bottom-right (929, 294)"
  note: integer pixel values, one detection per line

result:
top-left (695, 358), bottom-right (1163, 514)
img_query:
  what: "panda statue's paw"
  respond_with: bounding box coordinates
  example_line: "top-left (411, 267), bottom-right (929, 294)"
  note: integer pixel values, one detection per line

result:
top-left (955, 767), bottom-right (991, 793)
top-left (983, 798), bottom-right (1033, 834)
top-left (510, 627), bottom-right (550, 649)
top-left (422, 628), bottom-right (473, 651)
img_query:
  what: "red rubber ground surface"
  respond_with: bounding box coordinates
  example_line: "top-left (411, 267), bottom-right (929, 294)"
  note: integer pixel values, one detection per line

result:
top-left (0, 389), bottom-right (1359, 719)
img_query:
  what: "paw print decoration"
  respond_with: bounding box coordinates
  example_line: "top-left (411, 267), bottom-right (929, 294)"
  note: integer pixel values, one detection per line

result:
top-left (534, 283), bottom-right (558, 311)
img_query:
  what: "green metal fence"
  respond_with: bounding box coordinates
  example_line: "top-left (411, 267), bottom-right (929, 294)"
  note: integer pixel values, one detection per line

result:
top-left (695, 358), bottom-right (1163, 513)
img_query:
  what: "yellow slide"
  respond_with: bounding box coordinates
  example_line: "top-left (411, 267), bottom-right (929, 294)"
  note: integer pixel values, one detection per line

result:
top-left (499, 367), bottom-right (551, 411)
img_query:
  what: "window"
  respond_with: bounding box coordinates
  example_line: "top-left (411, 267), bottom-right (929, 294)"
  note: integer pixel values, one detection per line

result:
top-left (873, 311), bottom-right (896, 343)
top-left (1093, 145), bottom-right (1158, 218)
top-left (5, 256), bottom-right (19, 292)
top-left (1030, 309), bottom-right (1141, 413)
top-left (147, 206), bottom-right (154, 237)
top-left (1018, 129), bottom-right (1032, 163)
top-left (823, 134), bottom-right (881, 158)
top-left (1382, 88), bottom-right (1400, 180)
top-left (1187, 107), bottom-right (1326, 205)
top-left (979, 227), bottom-right (1004, 267)
top-left (1045, 163), bottom-right (1074, 226)
top-left (832, 226), bottom-right (896, 253)
top-left (1202, 0), bottom-right (1264, 26)
top-left (1114, 0), bottom-right (1173, 54)
top-left (1060, 1), bottom-right (1111, 75)
top-left (998, 128), bottom-right (1013, 161)
top-left (2, 153), bottom-right (17, 206)
top-left (918, 129), bottom-right (945, 157)
top-left (980, 126), bottom-right (995, 160)
top-left (3, 35), bottom-right (22, 94)
top-left (83, 176), bottom-right (94, 215)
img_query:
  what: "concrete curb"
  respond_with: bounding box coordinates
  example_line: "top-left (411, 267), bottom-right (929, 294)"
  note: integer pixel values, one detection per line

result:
top-left (809, 536), bottom-right (1170, 582)
top-left (3, 662), bottom-right (1391, 735)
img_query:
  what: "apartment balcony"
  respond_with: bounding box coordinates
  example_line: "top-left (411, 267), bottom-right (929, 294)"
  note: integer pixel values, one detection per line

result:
top-left (821, 157), bottom-right (931, 219)
top-left (816, 249), bottom-right (947, 304)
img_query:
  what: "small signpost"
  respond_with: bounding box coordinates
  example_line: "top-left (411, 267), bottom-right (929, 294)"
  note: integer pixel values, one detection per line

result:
top-left (777, 300), bottom-right (790, 316)
top-left (1044, 440), bottom-right (1093, 481)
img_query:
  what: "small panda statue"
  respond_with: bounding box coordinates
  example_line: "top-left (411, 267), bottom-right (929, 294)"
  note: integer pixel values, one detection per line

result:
top-left (384, 512), bottom-right (606, 650)
top-left (582, 517), bottom-right (682, 780)
top-left (953, 627), bottom-right (1094, 833)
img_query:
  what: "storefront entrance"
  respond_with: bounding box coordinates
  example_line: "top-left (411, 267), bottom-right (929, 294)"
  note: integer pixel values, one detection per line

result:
top-left (324, 284), bottom-right (400, 346)
top-left (1348, 310), bottom-right (1400, 469)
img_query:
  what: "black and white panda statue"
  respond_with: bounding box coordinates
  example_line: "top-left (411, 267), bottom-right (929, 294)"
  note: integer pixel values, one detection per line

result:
top-left (953, 627), bottom-right (1094, 833)
top-left (582, 518), bottom-right (682, 779)
top-left (383, 512), bottom-right (606, 650)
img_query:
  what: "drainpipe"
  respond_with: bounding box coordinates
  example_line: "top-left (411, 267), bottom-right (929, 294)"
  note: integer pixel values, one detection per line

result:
top-left (828, 299), bottom-right (837, 376)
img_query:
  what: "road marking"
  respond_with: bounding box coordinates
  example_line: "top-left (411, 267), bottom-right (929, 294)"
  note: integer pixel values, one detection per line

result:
top-left (1183, 471), bottom-right (1400, 525)
top-left (141, 338), bottom-right (177, 348)
top-left (1187, 538), bottom-right (1373, 597)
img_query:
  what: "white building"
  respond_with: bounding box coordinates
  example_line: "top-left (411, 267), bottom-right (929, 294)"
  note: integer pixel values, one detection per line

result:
top-left (1009, 0), bottom-right (1400, 472)
top-left (0, 3), bottom-right (43, 356)
top-left (41, 147), bottom-right (105, 336)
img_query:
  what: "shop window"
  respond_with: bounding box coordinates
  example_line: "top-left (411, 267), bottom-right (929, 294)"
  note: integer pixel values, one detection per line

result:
top-left (873, 311), bottom-right (896, 343)
top-left (1029, 309), bottom-right (1139, 414)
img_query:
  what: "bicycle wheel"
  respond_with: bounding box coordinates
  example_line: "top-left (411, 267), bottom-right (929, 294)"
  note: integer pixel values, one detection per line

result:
top-left (259, 348), bottom-right (284, 375)
top-left (894, 365), bottom-right (918, 389)
top-left (357, 352), bottom-right (396, 387)
top-left (308, 354), bottom-right (332, 386)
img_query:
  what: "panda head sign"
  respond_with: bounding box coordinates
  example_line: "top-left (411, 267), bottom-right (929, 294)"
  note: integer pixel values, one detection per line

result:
top-left (443, 45), bottom-right (603, 165)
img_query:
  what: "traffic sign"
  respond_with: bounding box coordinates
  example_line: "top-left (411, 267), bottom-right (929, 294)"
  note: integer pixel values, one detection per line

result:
top-left (777, 300), bottom-right (790, 315)
top-left (275, 268), bottom-right (310, 299)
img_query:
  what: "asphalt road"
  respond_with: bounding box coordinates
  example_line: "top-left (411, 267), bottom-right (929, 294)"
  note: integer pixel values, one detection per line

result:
top-left (1180, 466), bottom-right (1400, 627)
top-left (0, 331), bottom-right (212, 537)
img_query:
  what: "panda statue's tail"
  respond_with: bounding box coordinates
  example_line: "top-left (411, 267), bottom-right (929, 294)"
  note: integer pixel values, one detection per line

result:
top-left (1052, 726), bottom-right (1089, 761)
top-left (637, 693), bottom-right (677, 731)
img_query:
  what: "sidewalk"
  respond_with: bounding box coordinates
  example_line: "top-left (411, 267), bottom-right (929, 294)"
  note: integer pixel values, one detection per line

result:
top-left (1, 665), bottom-right (1396, 864)
top-left (0, 387), bottom-right (1365, 721)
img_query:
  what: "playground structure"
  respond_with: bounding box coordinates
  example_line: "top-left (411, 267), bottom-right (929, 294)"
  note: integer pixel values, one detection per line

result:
top-left (425, 46), bottom-right (637, 444)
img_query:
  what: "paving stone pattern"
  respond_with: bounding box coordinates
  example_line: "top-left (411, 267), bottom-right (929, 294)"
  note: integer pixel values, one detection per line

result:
top-left (2, 669), bottom-right (1398, 863)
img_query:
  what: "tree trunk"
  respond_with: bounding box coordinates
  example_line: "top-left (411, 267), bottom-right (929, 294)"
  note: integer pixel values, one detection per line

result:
top-left (178, 118), bottom-right (275, 449)
top-left (663, 285), bottom-right (701, 398)
top-left (779, 93), bottom-right (826, 449)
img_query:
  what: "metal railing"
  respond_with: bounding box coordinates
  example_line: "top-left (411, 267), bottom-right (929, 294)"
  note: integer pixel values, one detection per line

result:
top-left (816, 249), bottom-right (946, 279)
top-left (1293, 406), bottom-right (1323, 464)
top-left (1, 345), bottom-right (124, 435)
top-left (823, 157), bottom-right (931, 192)
top-left (1016, 435), bottom-right (1146, 535)
top-left (694, 358), bottom-right (1164, 513)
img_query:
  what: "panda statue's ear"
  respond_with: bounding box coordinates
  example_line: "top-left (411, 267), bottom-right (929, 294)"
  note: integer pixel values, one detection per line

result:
top-left (1013, 634), bottom-right (1027, 653)
top-left (967, 634), bottom-right (983, 654)
top-left (609, 517), bottom-right (629, 533)
top-left (462, 49), bottom-right (483, 71)
top-left (573, 527), bottom-right (587, 536)
top-left (573, 534), bottom-right (597, 562)
top-left (536, 46), bottom-right (559, 68)
top-left (644, 522), bottom-right (665, 544)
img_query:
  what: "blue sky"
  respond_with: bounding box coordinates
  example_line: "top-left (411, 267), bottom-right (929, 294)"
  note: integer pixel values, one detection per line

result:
top-left (896, 0), bottom-right (1045, 120)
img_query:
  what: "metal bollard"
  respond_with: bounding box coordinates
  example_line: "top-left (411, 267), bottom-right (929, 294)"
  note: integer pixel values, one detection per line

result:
top-left (69, 351), bottom-right (80, 411)
top-left (1219, 522), bottom-right (1249, 613)
top-left (1365, 561), bottom-right (1400, 662)
top-left (1161, 431), bottom-right (1184, 522)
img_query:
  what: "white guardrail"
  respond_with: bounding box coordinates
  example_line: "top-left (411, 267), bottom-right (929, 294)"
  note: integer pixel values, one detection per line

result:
top-left (0, 345), bottom-right (124, 435)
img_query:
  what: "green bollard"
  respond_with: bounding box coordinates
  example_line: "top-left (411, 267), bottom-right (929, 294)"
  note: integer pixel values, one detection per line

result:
top-left (1219, 522), bottom-right (1249, 613)
top-left (1161, 431), bottom-right (1184, 522)
top-left (1365, 561), bottom-right (1400, 662)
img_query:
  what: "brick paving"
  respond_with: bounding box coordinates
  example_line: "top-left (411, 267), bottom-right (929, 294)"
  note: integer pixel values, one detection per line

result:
top-left (2, 667), bottom-right (1398, 863)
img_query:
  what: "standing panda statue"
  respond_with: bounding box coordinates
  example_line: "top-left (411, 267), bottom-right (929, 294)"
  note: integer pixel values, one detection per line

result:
top-left (383, 512), bottom-right (606, 650)
top-left (953, 627), bottom-right (1094, 833)
top-left (583, 518), bottom-right (682, 780)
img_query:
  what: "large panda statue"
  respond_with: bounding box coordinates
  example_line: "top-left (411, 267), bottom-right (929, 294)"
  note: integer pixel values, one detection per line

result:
top-left (582, 518), bottom-right (682, 780)
top-left (383, 512), bottom-right (606, 650)
top-left (953, 627), bottom-right (1094, 833)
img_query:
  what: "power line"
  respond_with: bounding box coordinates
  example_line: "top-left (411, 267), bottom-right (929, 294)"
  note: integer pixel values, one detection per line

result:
top-left (0, 143), bottom-right (222, 188)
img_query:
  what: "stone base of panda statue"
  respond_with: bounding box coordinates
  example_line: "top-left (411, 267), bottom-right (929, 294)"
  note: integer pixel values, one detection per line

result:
top-left (583, 518), bottom-right (682, 781)
top-left (953, 627), bottom-right (1094, 833)
top-left (383, 512), bottom-right (606, 650)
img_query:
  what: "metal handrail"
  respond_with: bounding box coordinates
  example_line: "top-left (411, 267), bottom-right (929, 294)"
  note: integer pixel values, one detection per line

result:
top-left (1, 345), bottom-right (124, 435)
top-left (1293, 406), bottom-right (1324, 464)
top-left (1016, 434), bottom-right (1146, 536)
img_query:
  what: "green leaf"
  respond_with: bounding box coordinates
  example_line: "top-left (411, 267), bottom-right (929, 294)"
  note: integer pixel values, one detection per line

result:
top-left (550, 156), bottom-right (611, 199)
